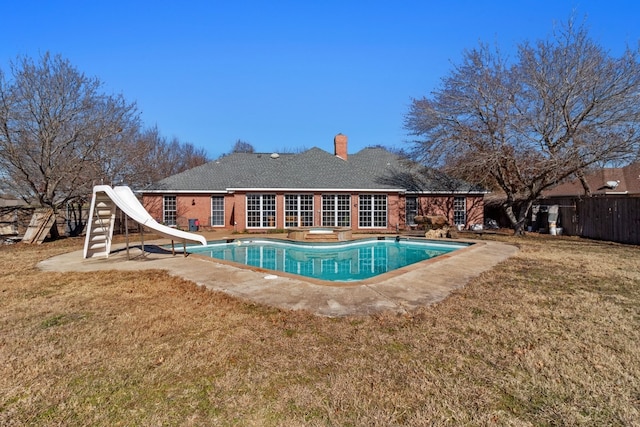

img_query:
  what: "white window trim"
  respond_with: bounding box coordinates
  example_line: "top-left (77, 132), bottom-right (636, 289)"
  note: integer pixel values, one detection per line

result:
top-left (453, 196), bottom-right (467, 226)
top-left (322, 194), bottom-right (351, 227)
top-left (210, 195), bottom-right (225, 227)
top-left (358, 194), bottom-right (388, 228)
top-left (284, 194), bottom-right (314, 228)
top-left (246, 194), bottom-right (276, 229)
top-left (163, 195), bottom-right (177, 226)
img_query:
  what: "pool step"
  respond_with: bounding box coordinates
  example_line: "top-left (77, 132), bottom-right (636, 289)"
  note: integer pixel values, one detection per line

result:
top-left (303, 233), bottom-right (339, 241)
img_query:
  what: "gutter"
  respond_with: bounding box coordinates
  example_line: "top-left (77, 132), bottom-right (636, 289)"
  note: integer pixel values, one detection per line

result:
top-left (139, 190), bottom-right (228, 194)
top-left (141, 188), bottom-right (488, 195)
top-left (225, 187), bottom-right (408, 192)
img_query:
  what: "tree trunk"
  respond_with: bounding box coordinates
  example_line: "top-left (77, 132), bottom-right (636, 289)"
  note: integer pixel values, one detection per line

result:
top-left (42, 200), bottom-right (61, 240)
top-left (504, 198), bottom-right (534, 236)
top-left (577, 169), bottom-right (592, 197)
top-left (503, 203), bottom-right (519, 234)
top-left (514, 200), bottom-right (534, 236)
top-left (49, 217), bottom-right (61, 240)
top-left (67, 203), bottom-right (85, 237)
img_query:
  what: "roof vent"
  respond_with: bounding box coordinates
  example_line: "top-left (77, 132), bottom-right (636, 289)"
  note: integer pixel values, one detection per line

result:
top-left (606, 180), bottom-right (619, 189)
top-left (270, 153), bottom-right (280, 159)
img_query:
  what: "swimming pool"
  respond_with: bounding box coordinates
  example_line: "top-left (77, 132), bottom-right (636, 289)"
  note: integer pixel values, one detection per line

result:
top-left (185, 237), bottom-right (470, 282)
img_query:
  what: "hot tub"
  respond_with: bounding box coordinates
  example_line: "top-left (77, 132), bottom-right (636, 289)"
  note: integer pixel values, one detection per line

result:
top-left (287, 227), bottom-right (352, 241)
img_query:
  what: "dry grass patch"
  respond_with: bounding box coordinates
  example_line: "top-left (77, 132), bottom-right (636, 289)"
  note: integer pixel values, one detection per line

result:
top-left (1, 235), bottom-right (639, 425)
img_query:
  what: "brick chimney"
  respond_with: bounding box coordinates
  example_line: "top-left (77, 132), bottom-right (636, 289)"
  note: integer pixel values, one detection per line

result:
top-left (334, 133), bottom-right (348, 160)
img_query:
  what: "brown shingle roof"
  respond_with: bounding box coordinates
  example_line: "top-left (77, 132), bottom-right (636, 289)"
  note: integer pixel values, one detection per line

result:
top-left (542, 162), bottom-right (640, 198)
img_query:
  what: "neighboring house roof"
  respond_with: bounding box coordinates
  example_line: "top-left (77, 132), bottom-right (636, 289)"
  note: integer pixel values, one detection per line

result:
top-left (144, 146), bottom-right (485, 194)
top-left (0, 193), bottom-right (30, 208)
top-left (542, 162), bottom-right (640, 198)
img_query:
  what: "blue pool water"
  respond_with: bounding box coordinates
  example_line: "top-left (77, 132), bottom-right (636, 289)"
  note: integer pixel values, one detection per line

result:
top-left (186, 238), bottom-right (469, 282)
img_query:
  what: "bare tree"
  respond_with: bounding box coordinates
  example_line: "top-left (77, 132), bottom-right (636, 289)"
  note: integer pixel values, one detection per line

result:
top-left (230, 139), bottom-right (255, 153)
top-left (123, 126), bottom-right (209, 188)
top-left (0, 53), bottom-right (139, 237)
top-left (406, 17), bottom-right (640, 234)
top-left (274, 145), bottom-right (309, 154)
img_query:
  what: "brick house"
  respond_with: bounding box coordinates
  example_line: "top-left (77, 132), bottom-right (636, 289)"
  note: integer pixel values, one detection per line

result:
top-left (141, 134), bottom-right (485, 233)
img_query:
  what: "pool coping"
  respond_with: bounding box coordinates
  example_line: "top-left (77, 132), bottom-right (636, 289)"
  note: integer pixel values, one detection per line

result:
top-left (183, 236), bottom-right (477, 287)
top-left (38, 235), bottom-right (519, 317)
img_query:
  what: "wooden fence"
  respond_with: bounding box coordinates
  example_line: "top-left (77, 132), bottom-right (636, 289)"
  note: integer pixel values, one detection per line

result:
top-left (1, 205), bottom-right (139, 239)
top-left (545, 196), bottom-right (640, 245)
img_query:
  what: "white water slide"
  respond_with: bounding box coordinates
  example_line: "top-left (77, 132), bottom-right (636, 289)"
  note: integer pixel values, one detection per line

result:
top-left (83, 185), bottom-right (207, 259)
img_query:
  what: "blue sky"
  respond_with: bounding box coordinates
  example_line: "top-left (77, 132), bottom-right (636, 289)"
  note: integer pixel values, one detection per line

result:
top-left (3, 1), bottom-right (639, 159)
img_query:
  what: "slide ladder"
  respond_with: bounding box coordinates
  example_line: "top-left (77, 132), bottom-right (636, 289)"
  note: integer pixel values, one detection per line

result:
top-left (84, 192), bottom-right (116, 258)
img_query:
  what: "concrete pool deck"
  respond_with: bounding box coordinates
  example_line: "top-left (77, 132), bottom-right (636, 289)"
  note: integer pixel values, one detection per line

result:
top-left (38, 234), bottom-right (518, 317)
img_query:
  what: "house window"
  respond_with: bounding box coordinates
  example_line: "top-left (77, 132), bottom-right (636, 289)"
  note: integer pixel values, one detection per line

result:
top-left (453, 196), bottom-right (466, 226)
top-left (246, 194), bottom-right (276, 228)
top-left (163, 195), bottom-right (176, 226)
top-left (358, 195), bottom-right (387, 228)
top-left (322, 195), bottom-right (350, 227)
top-left (285, 195), bottom-right (313, 227)
top-left (211, 196), bottom-right (224, 226)
top-left (406, 196), bottom-right (418, 225)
